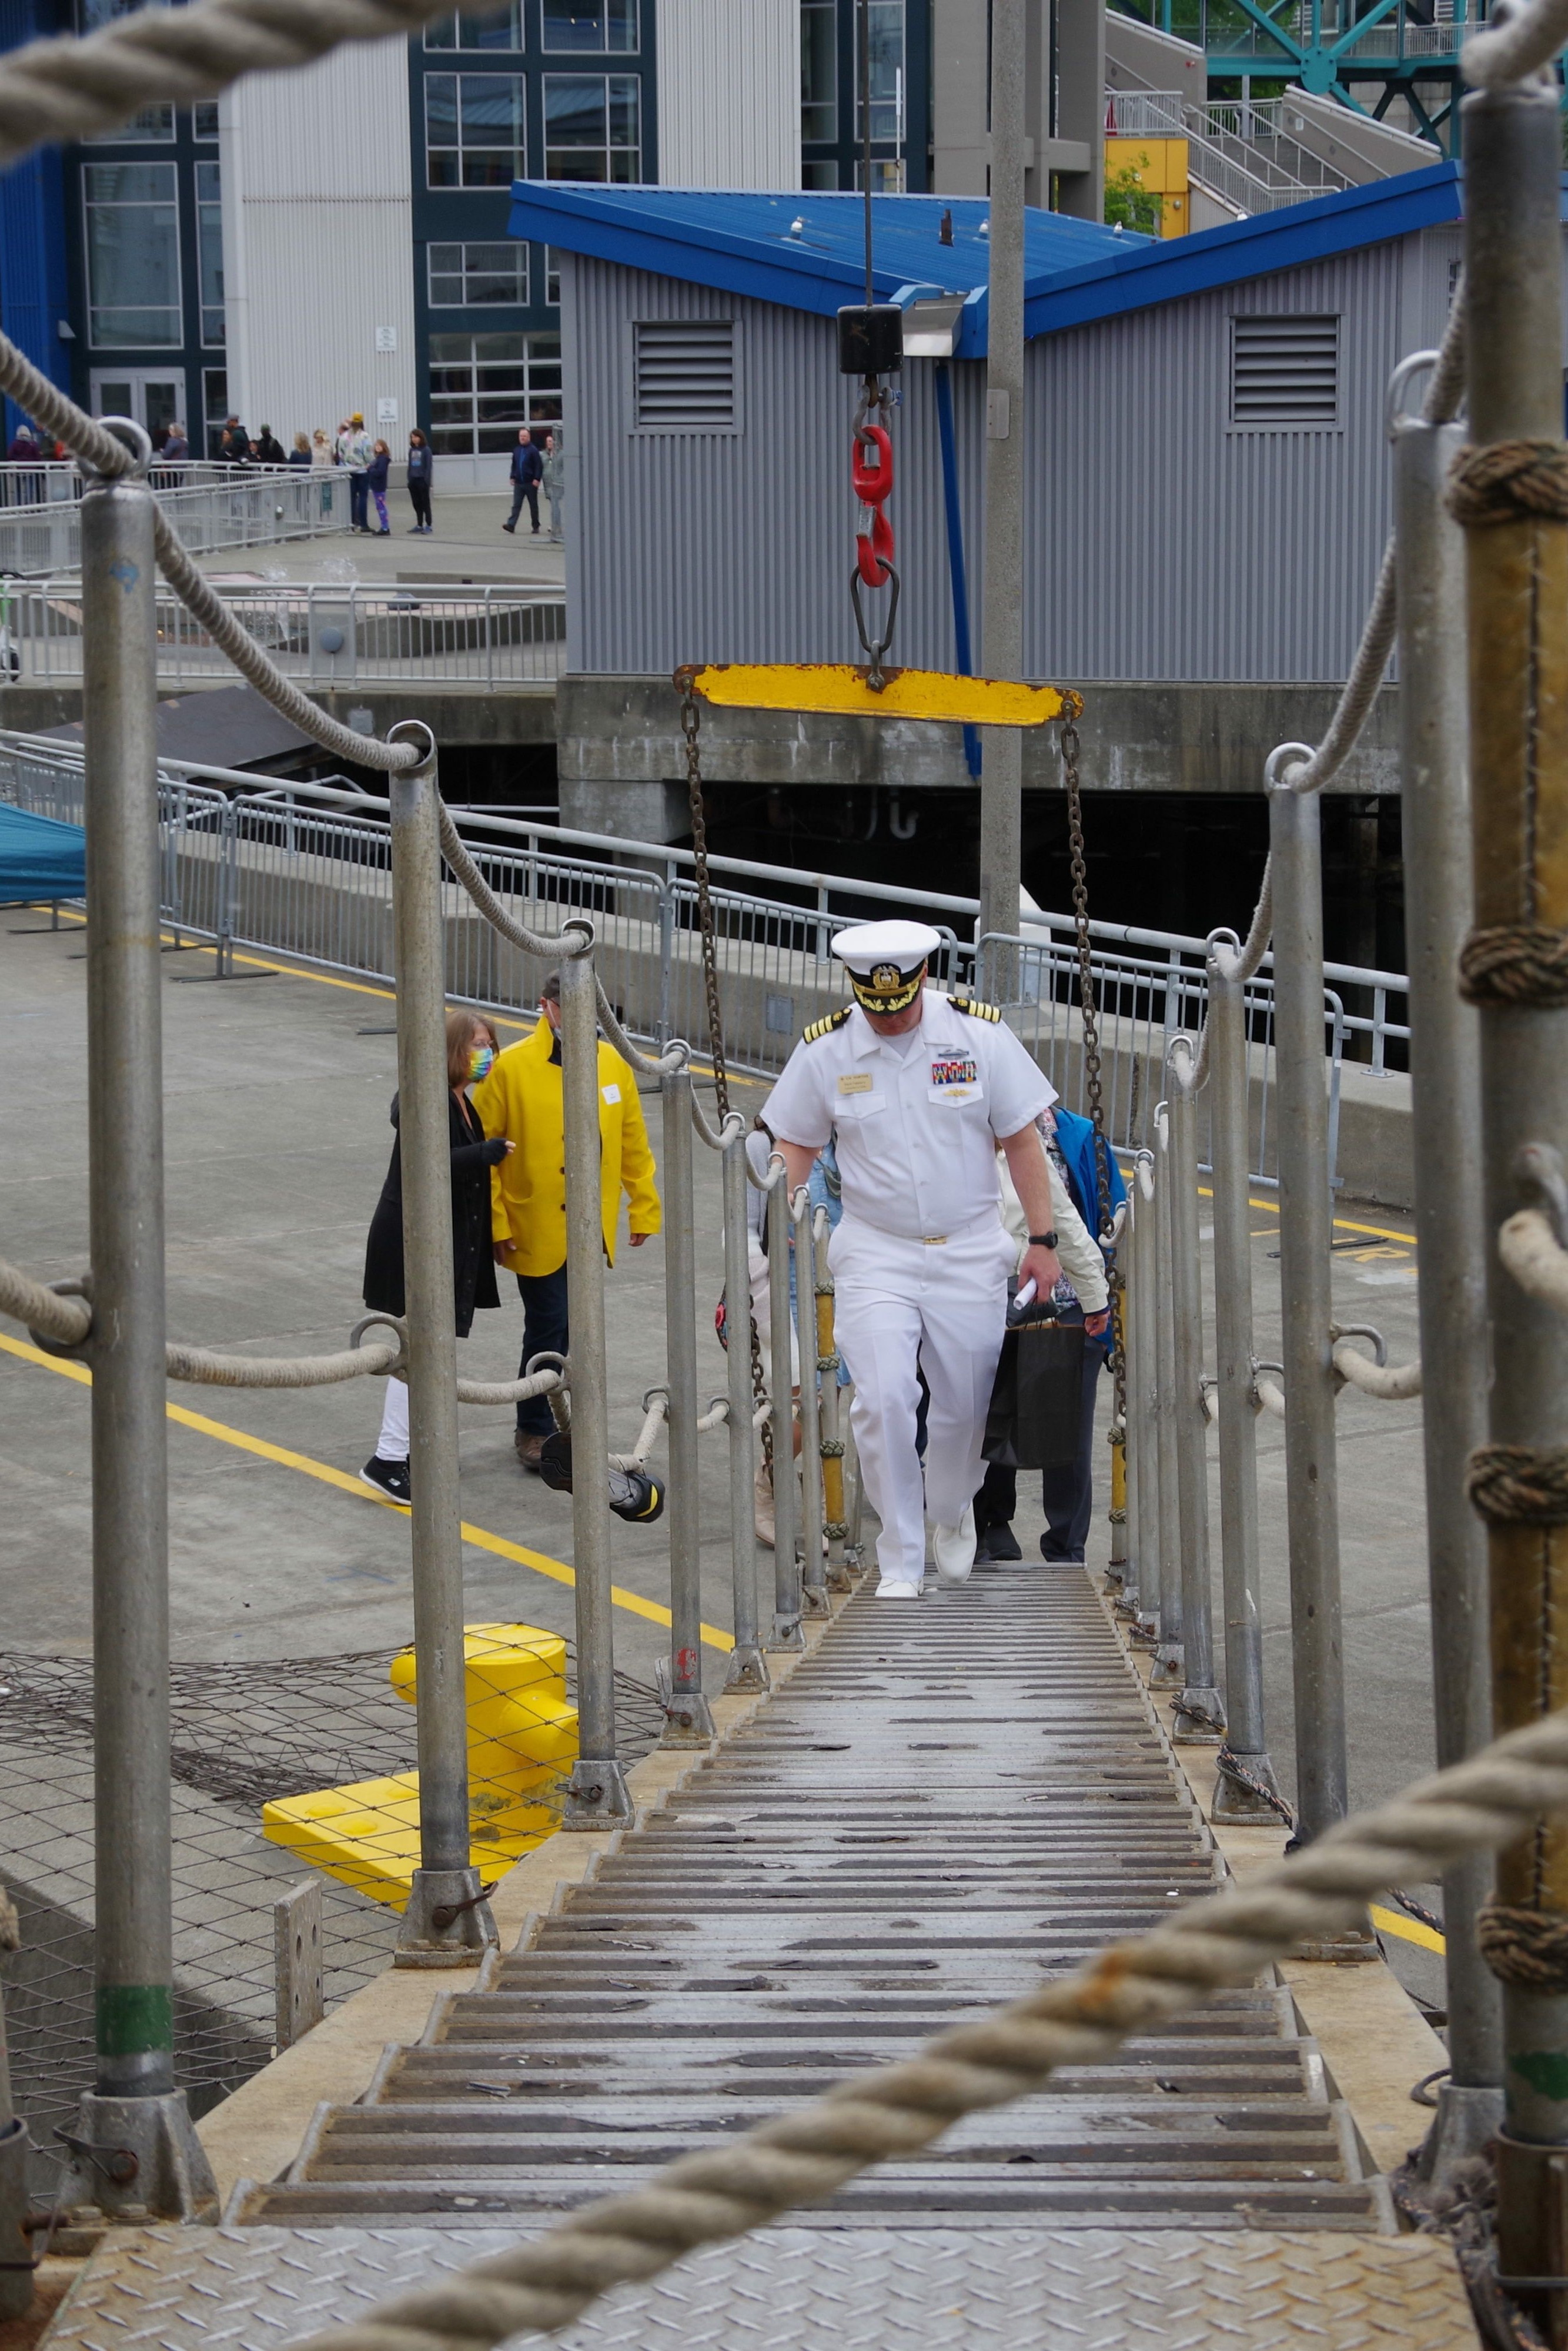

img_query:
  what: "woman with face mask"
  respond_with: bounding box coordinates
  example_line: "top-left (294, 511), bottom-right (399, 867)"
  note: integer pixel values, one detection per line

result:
top-left (360, 1009), bottom-right (513, 1503)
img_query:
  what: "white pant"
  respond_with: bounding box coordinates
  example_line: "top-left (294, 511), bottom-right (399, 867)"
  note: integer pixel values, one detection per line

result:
top-left (830, 1212), bottom-right (1012, 1584)
top-left (377, 1376), bottom-right (409, 1462)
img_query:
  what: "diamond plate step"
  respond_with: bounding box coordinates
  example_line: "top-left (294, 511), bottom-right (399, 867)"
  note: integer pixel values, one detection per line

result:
top-left (233, 1574), bottom-right (1388, 2232)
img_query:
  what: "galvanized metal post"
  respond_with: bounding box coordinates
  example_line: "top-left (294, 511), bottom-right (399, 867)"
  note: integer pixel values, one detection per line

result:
top-left (1460, 66), bottom-right (1568, 2298)
top-left (794, 1191), bottom-right (828, 1616)
top-left (813, 1208), bottom-right (853, 1592)
top-left (721, 1130), bottom-right (769, 1691)
top-left (1129, 1152), bottom-right (1160, 1647)
top-left (1205, 947), bottom-right (1283, 1823)
top-left (63, 427), bottom-right (217, 2220)
top-left (0, 1893), bottom-right (26, 2317)
top-left (388, 730), bottom-right (496, 1961)
top-left (766, 1162), bottom-right (805, 1651)
top-left (1166, 1041), bottom-right (1224, 1745)
top-left (559, 948), bottom-right (633, 1821)
top-left (977, 0), bottom-right (1024, 968)
top-left (1392, 394), bottom-right (1502, 2168)
top-left (660, 1068), bottom-right (715, 1745)
top-left (1266, 760), bottom-right (1355, 1856)
top-left (1149, 1112), bottom-right (1184, 1687)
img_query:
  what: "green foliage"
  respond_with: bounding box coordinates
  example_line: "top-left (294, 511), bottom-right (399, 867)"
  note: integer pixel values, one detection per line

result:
top-left (1104, 156), bottom-right (1163, 236)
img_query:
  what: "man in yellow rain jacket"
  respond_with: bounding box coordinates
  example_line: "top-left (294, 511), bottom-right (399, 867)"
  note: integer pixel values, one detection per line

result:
top-left (471, 974), bottom-right (661, 1470)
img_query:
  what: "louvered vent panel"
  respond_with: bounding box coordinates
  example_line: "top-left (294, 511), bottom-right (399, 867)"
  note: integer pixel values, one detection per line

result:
top-left (1231, 316), bottom-right (1339, 425)
top-left (633, 320), bottom-right (736, 429)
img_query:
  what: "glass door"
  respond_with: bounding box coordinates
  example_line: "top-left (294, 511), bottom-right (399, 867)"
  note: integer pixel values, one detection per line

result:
top-left (90, 370), bottom-right (185, 446)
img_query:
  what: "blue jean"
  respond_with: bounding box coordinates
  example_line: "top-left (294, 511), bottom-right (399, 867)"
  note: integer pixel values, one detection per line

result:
top-left (508, 481), bottom-right (539, 531)
top-left (349, 474), bottom-right (369, 530)
top-left (516, 1265), bottom-right (569, 1435)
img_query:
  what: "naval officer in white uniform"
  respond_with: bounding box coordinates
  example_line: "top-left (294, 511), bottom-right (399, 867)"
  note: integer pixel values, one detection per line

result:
top-left (761, 920), bottom-right (1064, 1597)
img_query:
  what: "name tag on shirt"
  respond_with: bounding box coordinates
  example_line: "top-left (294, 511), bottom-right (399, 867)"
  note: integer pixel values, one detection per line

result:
top-left (602, 1083), bottom-right (621, 1104)
top-left (929, 1052), bottom-right (981, 1105)
top-left (838, 1073), bottom-right (874, 1095)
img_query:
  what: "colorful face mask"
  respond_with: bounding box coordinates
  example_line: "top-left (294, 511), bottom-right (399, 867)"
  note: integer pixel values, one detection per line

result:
top-left (469, 1045), bottom-right (495, 1083)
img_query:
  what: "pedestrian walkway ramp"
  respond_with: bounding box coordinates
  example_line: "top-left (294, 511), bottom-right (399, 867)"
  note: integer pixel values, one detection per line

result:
top-left (45, 1576), bottom-right (1477, 2347)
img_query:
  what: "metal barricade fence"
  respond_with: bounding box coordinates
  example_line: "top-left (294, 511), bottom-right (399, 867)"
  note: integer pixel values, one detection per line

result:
top-left (0, 470), bottom-right (353, 576)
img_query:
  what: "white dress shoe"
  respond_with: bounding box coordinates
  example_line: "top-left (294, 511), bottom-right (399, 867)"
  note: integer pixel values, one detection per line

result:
top-left (876, 1577), bottom-right (922, 1600)
top-left (931, 1505), bottom-right (977, 1586)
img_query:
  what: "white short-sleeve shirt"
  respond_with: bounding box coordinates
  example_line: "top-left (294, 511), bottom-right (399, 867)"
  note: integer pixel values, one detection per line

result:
top-left (761, 990), bottom-right (1058, 1242)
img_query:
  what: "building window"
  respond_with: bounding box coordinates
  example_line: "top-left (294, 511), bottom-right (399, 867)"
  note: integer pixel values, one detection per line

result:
top-left (428, 240), bottom-right (529, 306)
top-left (854, 156), bottom-right (904, 190)
top-left (1230, 314), bottom-right (1339, 426)
top-left (425, 2), bottom-right (523, 48)
top-left (83, 102), bottom-right (174, 142)
top-left (801, 158), bottom-right (838, 188)
top-left (861, 0), bottom-right (904, 143)
top-left (543, 73), bottom-right (640, 180)
top-left (546, 246), bottom-right (562, 305)
top-left (800, 0), bottom-right (835, 143)
top-left (427, 330), bottom-right (561, 453)
top-left (83, 162), bottom-right (181, 347)
top-left (541, 0), bottom-right (637, 51)
top-left (192, 102), bottom-right (219, 139)
top-left (632, 318), bottom-right (735, 431)
top-left (197, 160), bottom-right (224, 346)
top-left (203, 366), bottom-right (228, 458)
top-left (425, 72), bottom-right (527, 187)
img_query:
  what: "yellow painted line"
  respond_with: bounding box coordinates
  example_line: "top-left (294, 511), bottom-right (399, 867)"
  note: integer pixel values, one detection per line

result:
top-left (1193, 1183), bottom-right (1416, 1250)
top-left (0, 1331), bottom-right (733, 1652)
top-left (693, 661), bottom-right (1067, 728)
top-left (1370, 1901), bottom-right (1445, 1956)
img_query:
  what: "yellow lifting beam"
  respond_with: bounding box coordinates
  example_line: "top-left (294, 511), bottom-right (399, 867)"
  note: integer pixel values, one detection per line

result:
top-left (689, 663), bottom-right (1072, 729)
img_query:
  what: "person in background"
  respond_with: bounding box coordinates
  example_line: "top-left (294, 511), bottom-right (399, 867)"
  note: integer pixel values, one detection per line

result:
top-left (503, 426), bottom-right (542, 535)
top-left (255, 425), bottom-right (287, 466)
top-left (471, 974), bottom-right (660, 1472)
top-left (541, 429), bottom-right (564, 541)
top-left (287, 433), bottom-right (312, 468)
top-left (406, 429), bottom-right (434, 534)
top-left (366, 438), bottom-right (392, 534)
top-left (741, 1122), bottom-right (850, 1546)
top-left (310, 426), bottom-right (336, 518)
top-left (6, 423), bottom-right (36, 463)
top-left (972, 1105), bottom-right (1126, 1566)
top-left (162, 422), bottom-right (190, 461)
top-left (218, 414), bottom-right (247, 462)
top-left (338, 413), bottom-right (373, 531)
top-left (360, 1011), bottom-right (511, 1504)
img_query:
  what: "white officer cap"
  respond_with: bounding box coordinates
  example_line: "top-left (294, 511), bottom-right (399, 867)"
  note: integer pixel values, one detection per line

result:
top-left (831, 919), bottom-right (943, 1013)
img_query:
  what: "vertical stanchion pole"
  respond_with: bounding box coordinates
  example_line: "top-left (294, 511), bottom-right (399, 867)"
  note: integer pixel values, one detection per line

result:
top-left (766, 1163), bottom-right (805, 1650)
top-left (814, 1209), bottom-right (852, 1591)
top-left (1460, 65), bottom-right (1568, 2300)
top-left (977, 0), bottom-right (1024, 976)
top-left (1266, 761), bottom-right (1361, 1893)
top-left (793, 1194), bottom-right (828, 1614)
top-left (1166, 1042), bottom-right (1224, 1744)
top-left (1206, 948), bottom-right (1283, 1822)
top-left (388, 728), bottom-right (495, 1959)
top-left (1392, 396), bottom-right (1502, 2168)
top-left (1150, 1113), bottom-right (1184, 1687)
top-left (66, 427), bottom-right (216, 2216)
top-left (559, 948), bottom-right (633, 1822)
top-left (721, 1130), bottom-right (769, 1690)
top-left (1129, 1153), bottom-right (1160, 1647)
top-left (660, 1067), bottom-right (714, 1744)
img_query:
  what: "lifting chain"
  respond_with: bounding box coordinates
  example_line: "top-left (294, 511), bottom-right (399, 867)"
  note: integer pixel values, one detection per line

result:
top-left (676, 668), bottom-right (772, 1471)
top-left (850, 384), bottom-right (900, 692)
top-left (1062, 701), bottom-right (1128, 1449)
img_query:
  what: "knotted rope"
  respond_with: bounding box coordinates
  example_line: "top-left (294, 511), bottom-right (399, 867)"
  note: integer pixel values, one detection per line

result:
top-left (1466, 1444), bottom-right (1568, 1526)
top-left (1447, 440), bottom-right (1568, 529)
top-left (1457, 924), bottom-right (1568, 1010)
top-left (1478, 1902), bottom-right (1568, 1994)
top-left (290, 1705), bottom-right (1568, 2351)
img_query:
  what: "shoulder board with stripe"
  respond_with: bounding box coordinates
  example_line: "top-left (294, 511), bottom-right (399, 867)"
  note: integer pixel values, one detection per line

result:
top-left (951, 997), bottom-right (1001, 1022)
top-left (802, 1007), bottom-right (852, 1044)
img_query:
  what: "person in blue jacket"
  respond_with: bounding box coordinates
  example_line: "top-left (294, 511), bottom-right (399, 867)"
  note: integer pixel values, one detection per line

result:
top-left (503, 427), bottom-right (543, 535)
top-left (974, 1103), bottom-right (1128, 1566)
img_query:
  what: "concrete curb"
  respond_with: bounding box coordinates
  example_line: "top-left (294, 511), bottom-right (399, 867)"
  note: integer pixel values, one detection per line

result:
top-left (195, 1602), bottom-right (844, 2206)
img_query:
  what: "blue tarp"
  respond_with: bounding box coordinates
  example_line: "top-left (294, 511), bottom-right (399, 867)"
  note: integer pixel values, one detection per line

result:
top-left (0, 800), bottom-right (85, 903)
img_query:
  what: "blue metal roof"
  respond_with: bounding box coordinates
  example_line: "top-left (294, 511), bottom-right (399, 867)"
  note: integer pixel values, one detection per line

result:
top-left (509, 165), bottom-right (1463, 357)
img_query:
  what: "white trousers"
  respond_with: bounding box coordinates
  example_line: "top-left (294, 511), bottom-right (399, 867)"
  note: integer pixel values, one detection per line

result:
top-left (377, 1376), bottom-right (410, 1462)
top-left (830, 1213), bottom-right (1013, 1583)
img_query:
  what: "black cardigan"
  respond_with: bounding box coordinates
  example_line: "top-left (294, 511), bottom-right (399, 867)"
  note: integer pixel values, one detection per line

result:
top-left (362, 1091), bottom-right (504, 1339)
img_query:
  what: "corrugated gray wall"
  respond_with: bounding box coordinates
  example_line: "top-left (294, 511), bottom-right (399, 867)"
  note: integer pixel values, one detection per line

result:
top-left (564, 223), bottom-right (1463, 684)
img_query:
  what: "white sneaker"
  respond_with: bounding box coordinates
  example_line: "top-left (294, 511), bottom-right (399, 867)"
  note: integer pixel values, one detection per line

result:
top-left (931, 1506), bottom-right (977, 1586)
top-left (876, 1577), bottom-right (922, 1600)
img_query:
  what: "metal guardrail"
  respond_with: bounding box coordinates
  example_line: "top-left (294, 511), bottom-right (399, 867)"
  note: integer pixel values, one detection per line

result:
top-left (0, 579), bottom-right (566, 688)
top-left (1104, 88), bottom-right (1352, 218)
top-left (0, 468), bottom-right (354, 576)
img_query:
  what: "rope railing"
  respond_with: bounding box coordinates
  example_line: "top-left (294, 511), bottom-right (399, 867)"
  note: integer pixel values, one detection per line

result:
top-left (289, 1703), bottom-right (1568, 2351)
top-left (0, 1256), bottom-right (89, 1348)
top-left (1332, 1340), bottom-right (1423, 1402)
top-left (692, 1098), bottom-right (745, 1155)
top-left (1499, 1206), bottom-right (1568, 1316)
top-left (1463, 0), bottom-right (1568, 85)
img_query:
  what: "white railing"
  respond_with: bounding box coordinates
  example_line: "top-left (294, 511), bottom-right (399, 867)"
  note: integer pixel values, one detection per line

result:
top-left (0, 578), bottom-right (566, 690)
top-left (0, 468), bottom-right (356, 575)
top-left (1105, 88), bottom-right (1188, 134)
top-left (1193, 100), bottom-right (1353, 189)
top-left (1104, 88), bottom-right (1351, 222)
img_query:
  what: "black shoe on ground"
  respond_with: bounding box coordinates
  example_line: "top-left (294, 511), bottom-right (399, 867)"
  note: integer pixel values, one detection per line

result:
top-left (502, 521), bottom-right (516, 533)
top-left (1038, 1534), bottom-right (1085, 1564)
top-left (360, 1455), bottom-right (411, 1505)
top-left (974, 1521), bottom-right (1023, 1564)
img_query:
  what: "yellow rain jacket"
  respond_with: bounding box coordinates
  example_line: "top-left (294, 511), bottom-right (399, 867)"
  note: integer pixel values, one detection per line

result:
top-left (471, 1018), bottom-right (660, 1278)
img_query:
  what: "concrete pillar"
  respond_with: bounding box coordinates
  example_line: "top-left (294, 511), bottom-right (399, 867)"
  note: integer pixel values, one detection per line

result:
top-left (557, 778), bottom-right (688, 844)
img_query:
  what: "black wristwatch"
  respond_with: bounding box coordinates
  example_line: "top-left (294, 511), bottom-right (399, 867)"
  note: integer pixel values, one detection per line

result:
top-left (1029, 1231), bottom-right (1059, 1249)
